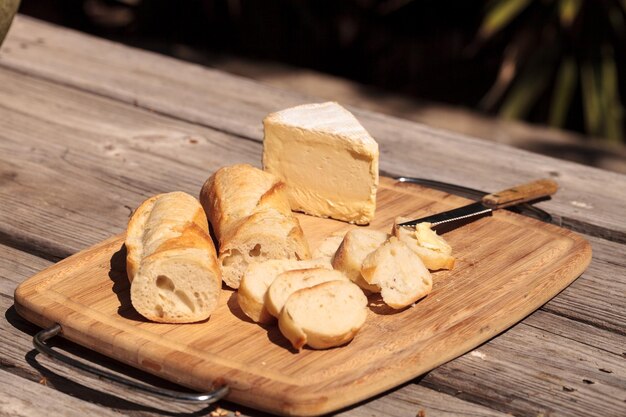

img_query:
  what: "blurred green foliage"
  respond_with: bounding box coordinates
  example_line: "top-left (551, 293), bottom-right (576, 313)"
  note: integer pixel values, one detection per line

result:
top-left (478, 0), bottom-right (625, 142)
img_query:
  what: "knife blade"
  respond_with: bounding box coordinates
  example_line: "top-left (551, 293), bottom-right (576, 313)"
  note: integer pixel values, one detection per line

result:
top-left (398, 178), bottom-right (558, 229)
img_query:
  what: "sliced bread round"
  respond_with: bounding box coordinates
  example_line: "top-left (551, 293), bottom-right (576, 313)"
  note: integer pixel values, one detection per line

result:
top-left (332, 228), bottom-right (388, 293)
top-left (361, 237), bottom-right (433, 309)
top-left (278, 280), bottom-right (368, 350)
top-left (238, 258), bottom-right (332, 323)
top-left (266, 268), bottom-right (348, 318)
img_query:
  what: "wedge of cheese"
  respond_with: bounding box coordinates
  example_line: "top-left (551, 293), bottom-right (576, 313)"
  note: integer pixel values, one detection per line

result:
top-left (263, 102), bottom-right (379, 225)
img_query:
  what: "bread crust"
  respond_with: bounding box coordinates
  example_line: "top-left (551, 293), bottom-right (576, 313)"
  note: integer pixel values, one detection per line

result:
top-left (200, 164), bottom-right (311, 288)
top-left (125, 192), bottom-right (221, 323)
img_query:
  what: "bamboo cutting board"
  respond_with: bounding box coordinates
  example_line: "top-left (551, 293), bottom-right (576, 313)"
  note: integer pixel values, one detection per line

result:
top-left (14, 177), bottom-right (591, 416)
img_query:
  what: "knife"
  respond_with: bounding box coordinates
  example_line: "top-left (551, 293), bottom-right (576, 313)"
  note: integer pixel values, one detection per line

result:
top-left (398, 178), bottom-right (559, 229)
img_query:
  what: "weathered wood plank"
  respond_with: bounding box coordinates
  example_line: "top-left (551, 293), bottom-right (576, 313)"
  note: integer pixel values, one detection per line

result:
top-left (0, 67), bottom-right (260, 260)
top-left (336, 385), bottom-right (508, 417)
top-left (422, 321), bottom-right (626, 417)
top-left (1, 16), bottom-right (626, 243)
top-left (524, 311), bottom-right (626, 357)
top-left (543, 235), bottom-right (626, 335)
top-left (0, 369), bottom-right (124, 417)
top-left (0, 66), bottom-right (623, 340)
top-left (0, 245), bottom-right (49, 295)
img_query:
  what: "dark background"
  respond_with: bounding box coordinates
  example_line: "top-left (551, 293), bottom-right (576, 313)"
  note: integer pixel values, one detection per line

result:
top-left (18, 0), bottom-right (626, 145)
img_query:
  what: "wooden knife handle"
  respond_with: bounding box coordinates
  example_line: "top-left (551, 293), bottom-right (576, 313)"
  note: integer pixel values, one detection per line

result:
top-left (482, 179), bottom-right (559, 209)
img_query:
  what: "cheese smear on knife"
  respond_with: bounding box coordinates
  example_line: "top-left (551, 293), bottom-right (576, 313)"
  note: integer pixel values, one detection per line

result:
top-left (263, 102), bottom-right (379, 224)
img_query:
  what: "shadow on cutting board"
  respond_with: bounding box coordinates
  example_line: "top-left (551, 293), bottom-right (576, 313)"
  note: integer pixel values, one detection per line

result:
top-left (225, 290), bottom-right (298, 353)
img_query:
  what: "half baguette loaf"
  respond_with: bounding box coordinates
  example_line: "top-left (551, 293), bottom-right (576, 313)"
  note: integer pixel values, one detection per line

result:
top-left (361, 237), bottom-right (432, 309)
top-left (125, 192), bottom-right (221, 323)
top-left (200, 164), bottom-right (311, 289)
top-left (266, 268), bottom-right (348, 318)
top-left (278, 280), bottom-right (368, 350)
top-left (238, 258), bottom-right (331, 323)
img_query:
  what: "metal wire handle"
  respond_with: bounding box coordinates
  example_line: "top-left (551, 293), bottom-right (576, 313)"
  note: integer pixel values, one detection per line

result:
top-left (33, 324), bottom-right (229, 404)
top-left (395, 176), bottom-right (555, 224)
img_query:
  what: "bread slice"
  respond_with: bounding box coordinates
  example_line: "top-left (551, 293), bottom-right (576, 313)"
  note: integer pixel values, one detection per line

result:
top-left (278, 280), bottom-right (368, 350)
top-left (266, 268), bottom-right (348, 318)
top-left (361, 237), bottom-right (432, 309)
top-left (312, 231), bottom-right (348, 263)
top-left (332, 229), bottom-right (388, 293)
top-left (393, 217), bottom-right (455, 270)
top-left (125, 192), bottom-right (221, 323)
top-left (238, 258), bottom-right (332, 323)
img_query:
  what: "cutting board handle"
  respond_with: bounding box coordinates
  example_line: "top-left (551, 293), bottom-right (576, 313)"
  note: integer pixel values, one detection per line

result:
top-left (33, 324), bottom-right (230, 403)
top-left (482, 179), bottom-right (559, 209)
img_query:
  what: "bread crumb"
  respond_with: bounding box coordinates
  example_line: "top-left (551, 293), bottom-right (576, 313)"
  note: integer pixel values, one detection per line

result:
top-left (469, 350), bottom-right (486, 360)
top-left (570, 201), bottom-right (593, 209)
top-left (417, 409), bottom-right (426, 417)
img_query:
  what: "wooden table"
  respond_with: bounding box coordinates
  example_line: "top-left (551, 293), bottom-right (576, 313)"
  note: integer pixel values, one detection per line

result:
top-left (1, 15), bottom-right (625, 417)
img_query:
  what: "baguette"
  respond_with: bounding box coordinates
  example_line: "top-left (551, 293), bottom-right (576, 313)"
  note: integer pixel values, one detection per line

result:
top-left (361, 237), bottom-right (432, 309)
top-left (278, 280), bottom-right (368, 350)
top-left (332, 229), bottom-right (388, 293)
top-left (238, 258), bottom-right (331, 324)
top-left (393, 218), bottom-right (455, 270)
top-left (200, 164), bottom-right (311, 288)
top-left (125, 192), bottom-right (221, 323)
top-left (266, 268), bottom-right (348, 318)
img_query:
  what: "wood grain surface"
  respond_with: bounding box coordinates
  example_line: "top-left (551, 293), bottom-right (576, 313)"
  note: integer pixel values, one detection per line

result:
top-left (14, 178), bottom-right (591, 416)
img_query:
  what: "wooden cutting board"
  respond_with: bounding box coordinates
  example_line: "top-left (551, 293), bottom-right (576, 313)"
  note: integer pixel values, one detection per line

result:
top-left (14, 177), bottom-right (591, 416)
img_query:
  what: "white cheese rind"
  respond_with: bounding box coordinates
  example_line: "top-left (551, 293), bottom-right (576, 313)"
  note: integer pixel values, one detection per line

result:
top-left (263, 102), bottom-right (379, 224)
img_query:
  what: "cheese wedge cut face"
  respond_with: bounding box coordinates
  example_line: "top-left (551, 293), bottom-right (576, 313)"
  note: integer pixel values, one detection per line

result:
top-left (263, 102), bottom-right (379, 224)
